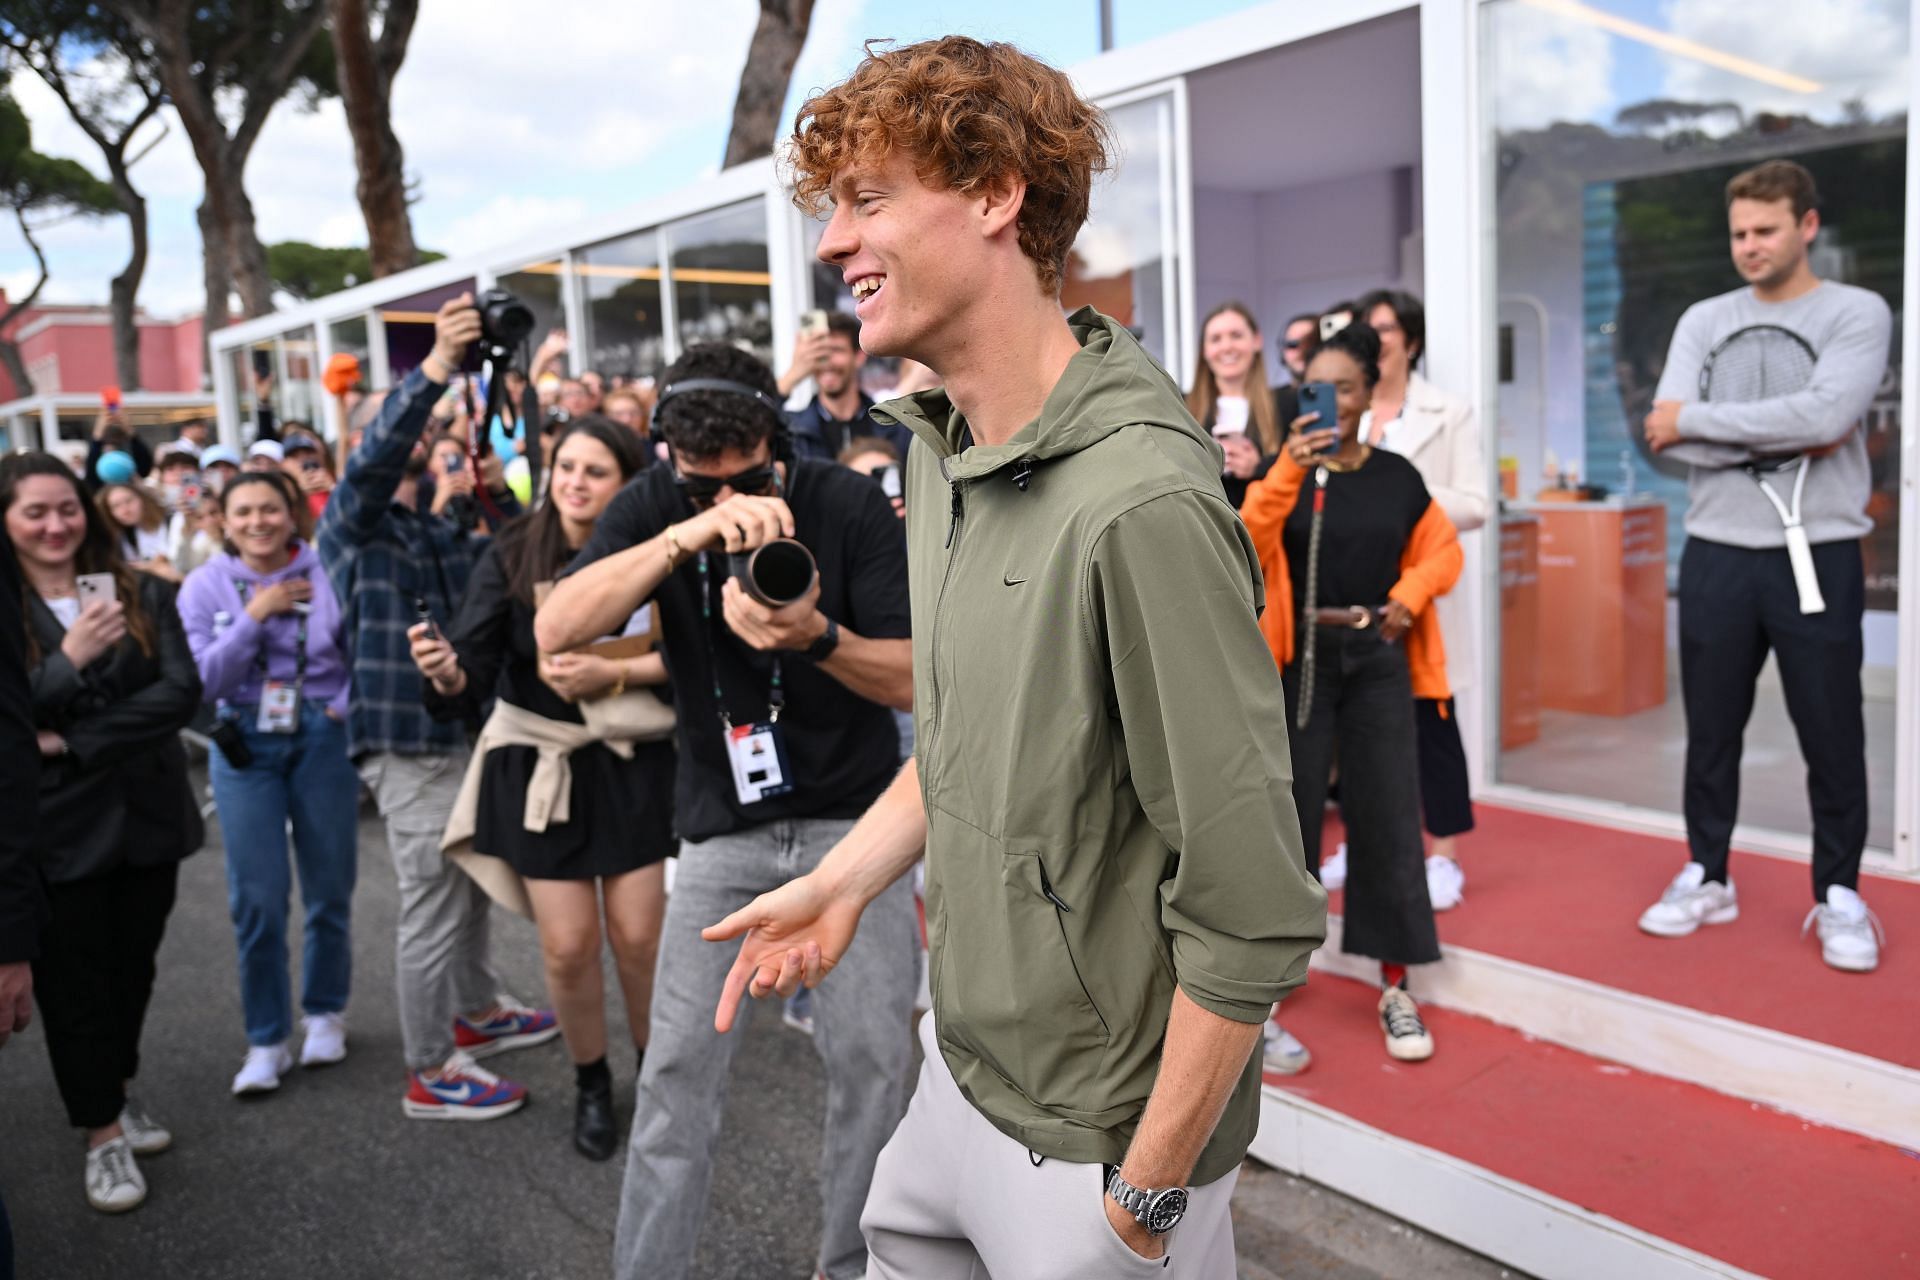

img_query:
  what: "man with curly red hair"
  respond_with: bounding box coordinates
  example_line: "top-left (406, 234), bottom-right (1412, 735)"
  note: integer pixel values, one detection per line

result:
top-left (702, 36), bottom-right (1324, 1277)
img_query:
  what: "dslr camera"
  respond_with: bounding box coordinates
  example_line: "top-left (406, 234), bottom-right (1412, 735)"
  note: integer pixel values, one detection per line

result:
top-left (475, 288), bottom-right (535, 357)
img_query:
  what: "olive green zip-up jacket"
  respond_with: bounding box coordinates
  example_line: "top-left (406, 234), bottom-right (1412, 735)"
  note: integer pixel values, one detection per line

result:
top-left (873, 308), bottom-right (1326, 1186)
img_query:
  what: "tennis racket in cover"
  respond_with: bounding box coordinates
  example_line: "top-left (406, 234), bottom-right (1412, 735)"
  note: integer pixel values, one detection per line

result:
top-left (1697, 323), bottom-right (1826, 614)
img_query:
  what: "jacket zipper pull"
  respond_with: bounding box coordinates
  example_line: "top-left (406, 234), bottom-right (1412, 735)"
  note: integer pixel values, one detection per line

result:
top-left (946, 483), bottom-right (964, 549)
top-left (1037, 863), bottom-right (1072, 912)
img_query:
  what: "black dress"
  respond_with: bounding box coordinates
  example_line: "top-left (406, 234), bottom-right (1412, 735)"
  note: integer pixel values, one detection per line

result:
top-left (425, 541), bottom-right (674, 881)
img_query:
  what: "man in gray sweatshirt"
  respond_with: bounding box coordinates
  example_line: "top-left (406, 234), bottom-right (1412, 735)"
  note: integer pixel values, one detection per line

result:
top-left (1637, 159), bottom-right (1892, 972)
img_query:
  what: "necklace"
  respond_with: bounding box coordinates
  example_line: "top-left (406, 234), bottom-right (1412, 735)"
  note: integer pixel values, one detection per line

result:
top-left (1319, 445), bottom-right (1371, 474)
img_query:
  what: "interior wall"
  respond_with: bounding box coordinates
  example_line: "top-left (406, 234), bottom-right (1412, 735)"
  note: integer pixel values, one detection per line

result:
top-left (1191, 165), bottom-right (1423, 389)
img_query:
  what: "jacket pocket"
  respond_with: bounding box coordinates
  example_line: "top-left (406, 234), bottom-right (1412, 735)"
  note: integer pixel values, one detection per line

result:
top-left (929, 821), bottom-right (1109, 1111)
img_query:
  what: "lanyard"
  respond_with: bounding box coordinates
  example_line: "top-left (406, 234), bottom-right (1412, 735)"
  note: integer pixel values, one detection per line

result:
top-left (694, 551), bottom-right (783, 731)
top-left (234, 577), bottom-right (311, 693)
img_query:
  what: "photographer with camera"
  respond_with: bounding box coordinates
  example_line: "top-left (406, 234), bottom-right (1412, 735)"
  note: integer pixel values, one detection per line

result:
top-left (535, 342), bottom-right (915, 1280)
top-left (317, 294), bottom-right (558, 1122)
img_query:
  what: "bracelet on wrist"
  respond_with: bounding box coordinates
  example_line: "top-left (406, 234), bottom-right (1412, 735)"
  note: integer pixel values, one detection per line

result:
top-left (663, 523), bottom-right (686, 571)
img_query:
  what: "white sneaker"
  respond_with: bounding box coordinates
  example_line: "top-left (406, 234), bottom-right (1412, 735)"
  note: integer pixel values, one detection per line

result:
top-left (300, 1013), bottom-right (348, 1067)
top-left (1803, 886), bottom-right (1884, 973)
top-left (117, 1097), bottom-right (171, 1155)
top-left (1637, 863), bottom-right (1738, 937)
top-left (85, 1136), bottom-right (147, 1213)
top-left (231, 1043), bottom-right (293, 1096)
top-left (1379, 986), bottom-right (1434, 1062)
top-left (1262, 1021), bottom-right (1312, 1075)
top-left (1426, 854), bottom-right (1465, 911)
top-left (1320, 843), bottom-right (1348, 891)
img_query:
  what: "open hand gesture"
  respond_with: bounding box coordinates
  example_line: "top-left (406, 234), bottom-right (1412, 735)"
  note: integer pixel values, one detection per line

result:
top-left (701, 875), bottom-right (867, 1033)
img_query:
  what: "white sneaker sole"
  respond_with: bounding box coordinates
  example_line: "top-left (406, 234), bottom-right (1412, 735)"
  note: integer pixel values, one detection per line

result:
top-left (123, 1133), bottom-right (171, 1157)
top-left (87, 1190), bottom-right (146, 1214)
top-left (1386, 1035), bottom-right (1435, 1062)
top-left (231, 1076), bottom-right (283, 1097)
top-left (1820, 946), bottom-right (1879, 973)
top-left (401, 1095), bottom-right (527, 1121)
top-left (1263, 1051), bottom-right (1312, 1076)
top-left (1637, 902), bottom-right (1739, 938)
top-left (300, 1045), bottom-right (347, 1068)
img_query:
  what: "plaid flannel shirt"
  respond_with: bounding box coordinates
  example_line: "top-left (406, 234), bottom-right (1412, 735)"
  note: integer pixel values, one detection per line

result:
top-left (317, 367), bottom-right (487, 760)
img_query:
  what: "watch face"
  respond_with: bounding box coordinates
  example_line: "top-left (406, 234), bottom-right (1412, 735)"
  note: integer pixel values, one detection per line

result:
top-left (1146, 1187), bottom-right (1189, 1235)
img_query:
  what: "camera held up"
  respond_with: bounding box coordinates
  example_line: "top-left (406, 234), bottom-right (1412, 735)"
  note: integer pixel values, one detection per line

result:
top-left (729, 539), bottom-right (818, 608)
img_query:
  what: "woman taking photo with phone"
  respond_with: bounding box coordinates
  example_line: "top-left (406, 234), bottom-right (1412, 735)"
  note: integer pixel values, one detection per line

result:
top-left (178, 470), bottom-right (359, 1098)
top-left (1242, 321), bottom-right (1462, 1068)
top-left (1, 452), bottom-right (203, 1214)
top-left (1323, 288), bottom-right (1488, 912)
top-left (1185, 301), bottom-right (1289, 509)
top-left (409, 415), bottom-right (674, 1160)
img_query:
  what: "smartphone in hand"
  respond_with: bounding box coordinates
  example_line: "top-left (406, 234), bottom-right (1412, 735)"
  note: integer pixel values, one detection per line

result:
top-left (76, 572), bottom-right (117, 607)
top-left (1296, 382), bottom-right (1339, 453)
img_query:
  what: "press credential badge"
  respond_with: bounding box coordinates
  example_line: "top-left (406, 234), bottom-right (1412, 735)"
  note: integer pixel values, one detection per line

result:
top-left (726, 721), bottom-right (794, 805)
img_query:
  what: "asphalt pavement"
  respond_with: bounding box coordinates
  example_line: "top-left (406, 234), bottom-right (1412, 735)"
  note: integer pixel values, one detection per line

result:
top-left (0, 772), bottom-right (1526, 1280)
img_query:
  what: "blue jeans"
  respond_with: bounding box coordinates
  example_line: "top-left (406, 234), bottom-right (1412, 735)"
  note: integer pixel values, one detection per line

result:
top-left (209, 701), bottom-right (360, 1047)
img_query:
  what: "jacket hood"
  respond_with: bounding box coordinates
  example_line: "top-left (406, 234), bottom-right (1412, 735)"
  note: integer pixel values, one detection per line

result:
top-left (873, 308), bottom-right (1220, 483)
top-left (211, 541), bottom-right (320, 585)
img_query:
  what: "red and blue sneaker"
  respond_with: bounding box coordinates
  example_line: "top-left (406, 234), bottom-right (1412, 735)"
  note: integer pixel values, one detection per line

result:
top-left (454, 996), bottom-right (561, 1059)
top-left (402, 1053), bottom-right (527, 1121)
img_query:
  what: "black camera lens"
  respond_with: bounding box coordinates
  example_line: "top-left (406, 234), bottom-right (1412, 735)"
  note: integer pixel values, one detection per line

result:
top-left (729, 538), bottom-right (817, 607)
top-left (477, 287), bottom-right (535, 350)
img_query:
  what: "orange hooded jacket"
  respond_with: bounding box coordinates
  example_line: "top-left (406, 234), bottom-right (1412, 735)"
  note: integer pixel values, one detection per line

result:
top-left (1240, 451), bottom-right (1462, 701)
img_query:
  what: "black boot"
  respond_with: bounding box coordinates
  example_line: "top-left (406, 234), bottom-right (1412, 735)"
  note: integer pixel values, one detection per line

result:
top-left (573, 1059), bottom-right (616, 1161)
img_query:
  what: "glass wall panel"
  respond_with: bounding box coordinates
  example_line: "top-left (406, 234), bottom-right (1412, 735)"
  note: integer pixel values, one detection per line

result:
top-left (1065, 94), bottom-right (1173, 371)
top-left (579, 229), bottom-right (668, 380)
top-left (280, 326), bottom-right (320, 430)
top-left (1483, 0), bottom-right (1908, 850)
top-left (328, 314), bottom-right (372, 368)
top-left (666, 200), bottom-right (773, 367)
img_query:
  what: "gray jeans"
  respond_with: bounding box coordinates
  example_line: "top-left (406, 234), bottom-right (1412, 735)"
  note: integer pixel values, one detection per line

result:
top-left (357, 751), bottom-right (500, 1071)
top-left (863, 1016), bottom-right (1240, 1279)
top-left (613, 817), bottom-right (919, 1280)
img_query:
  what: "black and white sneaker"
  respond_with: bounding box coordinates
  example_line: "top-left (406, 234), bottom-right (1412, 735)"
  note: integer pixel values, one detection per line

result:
top-left (85, 1136), bottom-right (147, 1213)
top-left (118, 1097), bottom-right (172, 1155)
top-left (1379, 986), bottom-right (1434, 1062)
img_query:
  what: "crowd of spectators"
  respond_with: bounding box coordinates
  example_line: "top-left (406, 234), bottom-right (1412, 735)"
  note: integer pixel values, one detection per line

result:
top-left (1, 281), bottom-right (1482, 1233)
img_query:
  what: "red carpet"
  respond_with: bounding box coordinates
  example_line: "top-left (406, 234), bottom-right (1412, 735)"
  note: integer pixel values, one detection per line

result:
top-left (1322, 805), bottom-right (1920, 1067)
top-left (1266, 973), bottom-right (1920, 1278)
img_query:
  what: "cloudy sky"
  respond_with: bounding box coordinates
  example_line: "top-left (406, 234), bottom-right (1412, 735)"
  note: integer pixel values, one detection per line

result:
top-left (2, 0), bottom-right (1259, 317)
top-left (6, 0), bottom-right (1909, 319)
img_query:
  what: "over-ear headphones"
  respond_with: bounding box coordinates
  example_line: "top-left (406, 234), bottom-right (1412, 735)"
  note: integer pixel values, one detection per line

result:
top-left (653, 378), bottom-right (794, 465)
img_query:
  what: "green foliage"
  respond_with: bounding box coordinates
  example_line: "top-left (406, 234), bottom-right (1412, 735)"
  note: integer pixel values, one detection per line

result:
top-left (268, 239), bottom-right (444, 300)
top-left (0, 79), bottom-right (118, 218)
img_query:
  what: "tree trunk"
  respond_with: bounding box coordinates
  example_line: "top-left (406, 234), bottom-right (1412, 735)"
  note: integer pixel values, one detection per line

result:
top-left (723, 0), bottom-right (816, 169)
top-left (108, 182), bottom-right (148, 391)
top-left (196, 196), bottom-right (234, 343)
top-left (331, 0), bottom-right (420, 277)
top-left (229, 177), bottom-right (275, 319)
top-left (0, 212), bottom-right (50, 397)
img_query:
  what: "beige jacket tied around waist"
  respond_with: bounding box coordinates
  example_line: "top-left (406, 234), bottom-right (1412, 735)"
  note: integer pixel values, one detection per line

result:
top-left (441, 690), bottom-right (675, 918)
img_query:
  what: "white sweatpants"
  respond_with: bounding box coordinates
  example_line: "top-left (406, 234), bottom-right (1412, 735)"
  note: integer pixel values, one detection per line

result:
top-left (861, 1016), bottom-right (1240, 1279)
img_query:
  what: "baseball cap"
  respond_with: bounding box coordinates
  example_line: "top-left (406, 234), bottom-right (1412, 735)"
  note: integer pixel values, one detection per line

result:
top-left (164, 437), bottom-right (203, 459)
top-left (247, 439), bottom-right (285, 463)
top-left (200, 444), bottom-right (242, 469)
top-left (281, 430), bottom-right (324, 456)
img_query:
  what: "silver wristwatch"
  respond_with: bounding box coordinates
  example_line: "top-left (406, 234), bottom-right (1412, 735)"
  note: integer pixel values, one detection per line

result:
top-left (1106, 1168), bottom-right (1190, 1236)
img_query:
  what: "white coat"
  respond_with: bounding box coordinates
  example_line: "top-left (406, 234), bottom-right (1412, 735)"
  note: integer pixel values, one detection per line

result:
top-left (1365, 373), bottom-right (1487, 693)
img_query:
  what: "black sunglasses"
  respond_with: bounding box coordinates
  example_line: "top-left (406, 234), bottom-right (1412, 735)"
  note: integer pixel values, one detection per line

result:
top-left (1282, 339), bottom-right (1307, 350)
top-left (674, 464), bottom-right (779, 503)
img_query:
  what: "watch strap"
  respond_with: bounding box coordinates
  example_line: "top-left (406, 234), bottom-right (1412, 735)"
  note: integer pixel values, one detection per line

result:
top-left (802, 615), bottom-right (840, 662)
